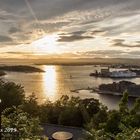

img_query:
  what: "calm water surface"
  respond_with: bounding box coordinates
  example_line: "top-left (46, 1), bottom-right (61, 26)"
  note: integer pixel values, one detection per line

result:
top-left (2, 65), bottom-right (140, 109)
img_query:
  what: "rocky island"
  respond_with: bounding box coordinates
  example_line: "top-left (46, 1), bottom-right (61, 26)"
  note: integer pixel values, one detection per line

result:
top-left (0, 65), bottom-right (44, 73)
top-left (99, 81), bottom-right (140, 97)
top-left (130, 69), bottom-right (140, 76)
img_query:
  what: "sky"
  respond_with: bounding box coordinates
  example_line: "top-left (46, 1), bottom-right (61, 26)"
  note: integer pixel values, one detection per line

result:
top-left (0, 0), bottom-right (140, 59)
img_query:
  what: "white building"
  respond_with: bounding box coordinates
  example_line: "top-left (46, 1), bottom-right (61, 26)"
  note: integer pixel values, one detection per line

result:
top-left (110, 70), bottom-right (136, 78)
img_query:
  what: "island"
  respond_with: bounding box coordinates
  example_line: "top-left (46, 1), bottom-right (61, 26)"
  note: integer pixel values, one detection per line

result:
top-left (98, 81), bottom-right (140, 97)
top-left (130, 69), bottom-right (140, 76)
top-left (0, 65), bottom-right (45, 73)
top-left (0, 71), bottom-right (6, 76)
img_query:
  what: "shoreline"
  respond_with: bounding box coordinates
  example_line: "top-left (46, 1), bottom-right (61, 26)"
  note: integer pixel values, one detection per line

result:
top-left (0, 65), bottom-right (45, 73)
top-left (0, 71), bottom-right (6, 77)
top-left (71, 87), bottom-right (139, 98)
top-left (90, 73), bottom-right (140, 79)
top-left (97, 90), bottom-right (139, 98)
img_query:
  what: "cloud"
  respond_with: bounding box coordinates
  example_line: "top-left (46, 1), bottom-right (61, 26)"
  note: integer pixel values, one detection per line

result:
top-left (0, 35), bottom-right (12, 42)
top-left (82, 50), bottom-right (125, 56)
top-left (69, 31), bottom-right (86, 36)
top-left (9, 27), bottom-right (22, 34)
top-left (0, 9), bottom-right (21, 22)
top-left (76, 49), bottom-right (140, 58)
top-left (59, 30), bottom-right (88, 36)
top-left (0, 0), bottom-right (140, 59)
top-left (58, 29), bottom-right (95, 42)
top-left (28, 21), bottom-right (72, 34)
top-left (112, 39), bottom-right (140, 48)
top-left (58, 35), bottom-right (93, 42)
top-left (91, 30), bottom-right (106, 35)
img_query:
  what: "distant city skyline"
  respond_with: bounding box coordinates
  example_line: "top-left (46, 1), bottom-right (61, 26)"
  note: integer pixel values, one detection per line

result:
top-left (0, 0), bottom-right (140, 58)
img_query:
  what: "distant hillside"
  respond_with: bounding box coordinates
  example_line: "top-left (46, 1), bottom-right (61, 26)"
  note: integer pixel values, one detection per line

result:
top-left (34, 58), bottom-right (140, 66)
top-left (1, 58), bottom-right (140, 66)
top-left (0, 65), bottom-right (44, 73)
top-left (0, 71), bottom-right (6, 76)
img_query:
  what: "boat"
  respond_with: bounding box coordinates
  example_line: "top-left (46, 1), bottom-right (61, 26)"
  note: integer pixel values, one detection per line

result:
top-left (110, 70), bottom-right (136, 78)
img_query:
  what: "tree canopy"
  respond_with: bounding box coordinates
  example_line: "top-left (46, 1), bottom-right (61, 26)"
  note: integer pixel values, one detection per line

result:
top-left (0, 80), bottom-right (139, 139)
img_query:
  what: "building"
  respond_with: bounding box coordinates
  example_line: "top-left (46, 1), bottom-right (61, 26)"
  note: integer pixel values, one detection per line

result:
top-left (101, 68), bottom-right (110, 76)
top-left (110, 70), bottom-right (136, 78)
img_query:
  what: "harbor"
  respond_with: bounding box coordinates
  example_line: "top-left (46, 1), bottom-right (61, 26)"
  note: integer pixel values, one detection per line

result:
top-left (89, 67), bottom-right (140, 78)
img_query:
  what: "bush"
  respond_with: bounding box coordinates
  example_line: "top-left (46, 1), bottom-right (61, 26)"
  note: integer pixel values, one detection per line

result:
top-left (0, 80), bottom-right (25, 111)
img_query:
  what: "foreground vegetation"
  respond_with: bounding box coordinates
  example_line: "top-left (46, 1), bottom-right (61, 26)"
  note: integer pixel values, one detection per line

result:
top-left (0, 80), bottom-right (140, 139)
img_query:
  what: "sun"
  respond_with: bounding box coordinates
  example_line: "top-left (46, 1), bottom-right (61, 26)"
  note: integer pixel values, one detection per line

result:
top-left (31, 34), bottom-right (59, 54)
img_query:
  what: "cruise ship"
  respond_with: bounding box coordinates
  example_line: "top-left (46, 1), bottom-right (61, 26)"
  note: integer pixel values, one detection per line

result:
top-left (110, 70), bottom-right (136, 78)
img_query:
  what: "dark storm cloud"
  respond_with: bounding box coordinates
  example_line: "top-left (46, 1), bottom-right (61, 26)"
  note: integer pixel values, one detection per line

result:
top-left (0, 35), bottom-right (12, 42)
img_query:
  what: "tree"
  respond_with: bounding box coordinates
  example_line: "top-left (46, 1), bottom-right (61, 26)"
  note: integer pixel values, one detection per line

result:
top-left (87, 129), bottom-right (112, 140)
top-left (116, 127), bottom-right (140, 140)
top-left (22, 93), bottom-right (39, 117)
top-left (0, 80), bottom-right (25, 111)
top-left (105, 110), bottom-right (121, 134)
top-left (2, 106), bottom-right (43, 139)
top-left (81, 98), bottom-right (100, 117)
top-left (58, 106), bottom-right (83, 127)
top-left (91, 106), bottom-right (108, 129)
top-left (119, 90), bottom-right (129, 114)
top-left (130, 97), bottom-right (140, 114)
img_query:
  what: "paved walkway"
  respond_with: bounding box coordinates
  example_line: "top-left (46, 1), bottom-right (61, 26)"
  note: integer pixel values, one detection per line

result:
top-left (42, 123), bottom-right (87, 140)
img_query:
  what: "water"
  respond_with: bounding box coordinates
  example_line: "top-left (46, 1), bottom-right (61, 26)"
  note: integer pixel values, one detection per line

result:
top-left (2, 65), bottom-right (140, 110)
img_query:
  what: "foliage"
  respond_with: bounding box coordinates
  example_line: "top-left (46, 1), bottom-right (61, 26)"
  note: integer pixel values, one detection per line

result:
top-left (58, 106), bottom-right (83, 126)
top-left (2, 106), bottom-right (43, 139)
top-left (0, 80), bottom-right (25, 111)
top-left (87, 91), bottom-right (140, 140)
top-left (38, 95), bottom-right (103, 127)
top-left (131, 97), bottom-right (140, 114)
top-left (119, 90), bottom-right (129, 114)
top-left (0, 80), bottom-right (140, 139)
top-left (21, 93), bottom-right (39, 117)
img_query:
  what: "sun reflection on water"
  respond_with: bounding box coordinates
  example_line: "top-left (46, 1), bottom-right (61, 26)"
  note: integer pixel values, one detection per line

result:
top-left (43, 65), bottom-right (57, 101)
